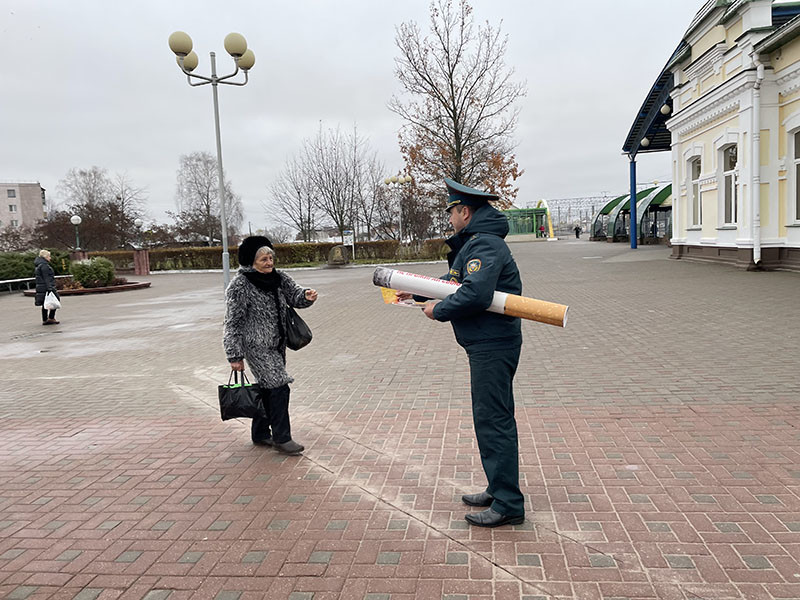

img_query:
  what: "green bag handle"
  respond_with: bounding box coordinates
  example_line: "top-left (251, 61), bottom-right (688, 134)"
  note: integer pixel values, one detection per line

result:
top-left (226, 369), bottom-right (253, 388)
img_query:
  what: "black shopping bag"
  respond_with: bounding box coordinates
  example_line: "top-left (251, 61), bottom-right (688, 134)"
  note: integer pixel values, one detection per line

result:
top-left (218, 371), bottom-right (266, 421)
top-left (286, 306), bottom-right (312, 351)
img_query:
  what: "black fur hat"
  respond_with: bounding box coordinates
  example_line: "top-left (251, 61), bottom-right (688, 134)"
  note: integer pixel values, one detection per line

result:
top-left (237, 235), bottom-right (274, 267)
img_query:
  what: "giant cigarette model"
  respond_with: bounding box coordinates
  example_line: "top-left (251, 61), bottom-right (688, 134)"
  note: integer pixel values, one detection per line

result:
top-left (373, 267), bottom-right (568, 328)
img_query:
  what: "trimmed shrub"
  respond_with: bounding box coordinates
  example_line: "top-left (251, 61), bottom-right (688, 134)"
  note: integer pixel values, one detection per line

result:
top-left (0, 250), bottom-right (71, 291)
top-left (144, 239), bottom-right (449, 271)
top-left (70, 257), bottom-right (116, 288)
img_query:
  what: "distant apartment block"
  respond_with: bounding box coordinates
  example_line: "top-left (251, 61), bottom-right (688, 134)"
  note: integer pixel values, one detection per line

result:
top-left (0, 182), bottom-right (46, 229)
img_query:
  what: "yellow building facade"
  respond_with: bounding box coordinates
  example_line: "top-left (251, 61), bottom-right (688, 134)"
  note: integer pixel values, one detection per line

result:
top-left (657, 0), bottom-right (800, 270)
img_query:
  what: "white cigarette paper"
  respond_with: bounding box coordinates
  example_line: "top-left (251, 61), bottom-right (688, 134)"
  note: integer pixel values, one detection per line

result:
top-left (373, 267), bottom-right (568, 328)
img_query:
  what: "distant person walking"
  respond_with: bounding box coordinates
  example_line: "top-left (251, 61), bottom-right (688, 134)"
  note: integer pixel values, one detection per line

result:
top-left (34, 250), bottom-right (60, 325)
top-left (574, 224), bottom-right (582, 239)
top-left (223, 236), bottom-right (318, 455)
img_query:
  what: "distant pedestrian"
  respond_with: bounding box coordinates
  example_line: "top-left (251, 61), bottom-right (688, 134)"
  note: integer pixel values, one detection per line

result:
top-left (34, 250), bottom-right (60, 325)
top-left (223, 236), bottom-right (317, 455)
top-left (574, 224), bottom-right (582, 239)
top-left (538, 224), bottom-right (545, 238)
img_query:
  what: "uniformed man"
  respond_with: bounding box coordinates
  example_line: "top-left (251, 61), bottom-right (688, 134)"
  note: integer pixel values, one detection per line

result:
top-left (397, 178), bottom-right (525, 527)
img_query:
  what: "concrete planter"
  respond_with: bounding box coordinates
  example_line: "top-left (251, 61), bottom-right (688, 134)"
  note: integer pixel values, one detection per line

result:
top-left (23, 281), bottom-right (151, 296)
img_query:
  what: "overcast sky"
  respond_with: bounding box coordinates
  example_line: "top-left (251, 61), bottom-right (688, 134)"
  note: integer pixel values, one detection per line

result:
top-left (1, 0), bottom-right (703, 230)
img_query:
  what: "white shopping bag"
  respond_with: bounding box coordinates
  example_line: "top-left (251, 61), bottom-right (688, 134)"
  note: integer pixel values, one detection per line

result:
top-left (43, 291), bottom-right (61, 310)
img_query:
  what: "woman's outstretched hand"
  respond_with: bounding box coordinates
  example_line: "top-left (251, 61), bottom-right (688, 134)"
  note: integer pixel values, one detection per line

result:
top-left (305, 289), bottom-right (318, 302)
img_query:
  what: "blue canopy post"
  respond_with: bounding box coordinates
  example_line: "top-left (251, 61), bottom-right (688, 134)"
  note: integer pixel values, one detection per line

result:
top-left (622, 42), bottom-right (684, 250)
top-left (629, 155), bottom-right (637, 249)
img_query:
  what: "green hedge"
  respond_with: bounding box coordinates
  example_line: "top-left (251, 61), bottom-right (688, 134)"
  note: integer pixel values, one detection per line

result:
top-left (0, 250), bottom-right (71, 290)
top-left (145, 240), bottom-right (448, 271)
top-left (87, 250), bottom-right (134, 271)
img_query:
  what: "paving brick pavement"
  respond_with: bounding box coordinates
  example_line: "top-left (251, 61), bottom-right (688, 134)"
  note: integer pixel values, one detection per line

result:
top-left (1, 239), bottom-right (799, 600)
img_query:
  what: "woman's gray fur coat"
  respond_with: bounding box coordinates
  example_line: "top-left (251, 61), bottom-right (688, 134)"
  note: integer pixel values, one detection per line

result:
top-left (223, 267), bottom-right (314, 389)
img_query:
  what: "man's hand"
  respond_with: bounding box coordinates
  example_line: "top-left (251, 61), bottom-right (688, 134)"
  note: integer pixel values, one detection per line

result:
top-left (422, 301), bottom-right (438, 320)
top-left (229, 360), bottom-right (245, 371)
top-left (395, 291), bottom-right (413, 302)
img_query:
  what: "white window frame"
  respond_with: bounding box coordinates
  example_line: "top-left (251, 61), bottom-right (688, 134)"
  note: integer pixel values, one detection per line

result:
top-left (10, 220), bottom-right (19, 227)
top-left (721, 144), bottom-right (738, 225)
top-left (8, 204), bottom-right (17, 213)
top-left (792, 129), bottom-right (800, 224)
top-left (689, 157), bottom-right (702, 227)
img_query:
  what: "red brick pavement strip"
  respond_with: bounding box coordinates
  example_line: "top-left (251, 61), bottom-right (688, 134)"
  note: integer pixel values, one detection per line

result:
top-left (2, 243), bottom-right (800, 599)
top-left (2, 404), bottom-right (800, 599)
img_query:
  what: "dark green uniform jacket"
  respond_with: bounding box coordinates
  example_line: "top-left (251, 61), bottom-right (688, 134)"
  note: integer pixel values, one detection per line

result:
top-left (431, 204), bottom-right (522, 349)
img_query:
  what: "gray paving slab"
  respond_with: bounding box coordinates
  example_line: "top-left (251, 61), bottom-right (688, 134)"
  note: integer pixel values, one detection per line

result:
top-left (1, 239), bottom-right (799, 600)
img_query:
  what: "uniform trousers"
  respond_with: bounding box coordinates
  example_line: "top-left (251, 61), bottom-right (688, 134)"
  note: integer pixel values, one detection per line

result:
top-left (466, 342), bottom-right (524, 516)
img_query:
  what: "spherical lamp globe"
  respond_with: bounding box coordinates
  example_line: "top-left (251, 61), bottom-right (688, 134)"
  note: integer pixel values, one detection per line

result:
top-left (168, 31), bottom-right (193, 57)
top-left (238, 49), bottom-right (256, 71)
top-left (224, 33), bottom-right (247, 57)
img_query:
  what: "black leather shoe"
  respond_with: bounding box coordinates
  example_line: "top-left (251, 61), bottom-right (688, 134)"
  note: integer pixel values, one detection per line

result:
top-left (464, 508), bottom-right (524, 528)
top-left (462, 490), bottom-right (494, 507)
top-left (275, 440), bottom-right (304, 455)
top-left (252, 437), bottom-right (273, 447)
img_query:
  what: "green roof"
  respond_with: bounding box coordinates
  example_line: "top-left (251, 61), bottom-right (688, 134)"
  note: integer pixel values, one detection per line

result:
top-left (598, 194), bottom-right (629, 215)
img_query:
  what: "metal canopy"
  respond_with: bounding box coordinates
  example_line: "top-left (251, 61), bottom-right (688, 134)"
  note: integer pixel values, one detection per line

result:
top-left (621, 42), bottom-right (688, 157)
top-left (598, 194), bottom-right (629, 216)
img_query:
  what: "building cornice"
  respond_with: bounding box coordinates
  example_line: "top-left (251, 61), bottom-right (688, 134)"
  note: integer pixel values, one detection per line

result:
top-left (668, 70), bottom-right (757, 136)
top-left (685, 42), bottom-right (729, 80)
top-left (775, 59), bottom-right (800, 94)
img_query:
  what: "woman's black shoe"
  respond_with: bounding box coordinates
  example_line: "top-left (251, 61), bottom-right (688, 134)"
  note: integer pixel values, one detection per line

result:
top-left (252, 437), bottom-right (274, 447)
top-left (275, 440), bottom-right (304, 455)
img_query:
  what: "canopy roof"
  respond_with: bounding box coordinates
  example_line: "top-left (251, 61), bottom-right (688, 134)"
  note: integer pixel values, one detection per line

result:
top-left (623, 1), bottom-right (800, 158)
top-left (597, 194), bottom-right (628, 216)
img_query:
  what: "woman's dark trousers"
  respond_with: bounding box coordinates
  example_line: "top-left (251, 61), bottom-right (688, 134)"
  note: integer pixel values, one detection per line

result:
top-left (466, 343), bottom-right (525, 517)
top-left (41, 308), bottom-right (57, 323)
top-left (251, 384), bottom-right (292, 444)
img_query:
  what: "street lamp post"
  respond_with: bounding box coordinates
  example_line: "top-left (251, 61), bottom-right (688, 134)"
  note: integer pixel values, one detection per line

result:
top-left (70, 215), bottom-right (82, 250)
top-left (384, 174), bottom-right (412, 242)
top-left (168, 31), bottom-right (256, 290)
top-left (134, 218), bottom-right (144, 248)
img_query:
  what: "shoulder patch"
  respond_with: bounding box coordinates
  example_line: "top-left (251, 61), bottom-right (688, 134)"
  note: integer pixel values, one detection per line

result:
top-left (448, 268), bottom-right (460, 277)
top-left (466, 259), bottom-right (481, 274)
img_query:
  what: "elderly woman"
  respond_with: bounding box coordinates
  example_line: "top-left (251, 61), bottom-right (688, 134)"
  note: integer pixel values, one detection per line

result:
top-left (223, 236), bottom-right (317, 455)
top-left (34, 249), bottom-right (60, 325)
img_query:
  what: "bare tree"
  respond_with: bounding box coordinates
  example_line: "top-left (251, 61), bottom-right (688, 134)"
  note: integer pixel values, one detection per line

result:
top-left (267, 155), bottom-right (320, 242)
top-left (110, 172), bottom-right (148, 247)
top-left (372, 183), bottom-right (399, 240)
top-left (261, 225), bottom-right (294, 244)
top-left (172, 151), bottom-right (243, 245)
top-left (390, 0), bottom-right (526, 208)
top-left (0, 224), bottom-right (34, 252)
top-left (57, 166), bottom-right (113, 208)
top-left (351, 136), bottom-right (386, 241)
top-left (54, 166), bottom-right (148, 249)
top-left (303, 126), bottom-right (355, 241)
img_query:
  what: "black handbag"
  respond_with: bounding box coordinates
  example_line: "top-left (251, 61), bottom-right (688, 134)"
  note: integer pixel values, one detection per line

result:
top-left (285, 306), bottom-right (312, 351)
top-left (218, 371), bottom-right (266, 421)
